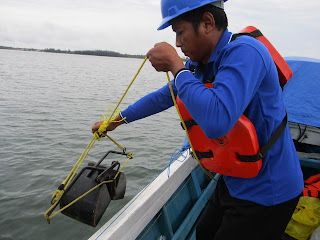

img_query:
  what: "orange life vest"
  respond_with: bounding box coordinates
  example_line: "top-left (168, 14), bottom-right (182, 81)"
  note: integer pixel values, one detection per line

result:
top-left (177, 26), bottom-right (290, 178)
top-left (177, 83), bottom-right (262, 178)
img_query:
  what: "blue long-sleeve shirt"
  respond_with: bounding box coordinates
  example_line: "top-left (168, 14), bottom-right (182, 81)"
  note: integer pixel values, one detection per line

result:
top-left (121, 29), bottom-right (303, 206)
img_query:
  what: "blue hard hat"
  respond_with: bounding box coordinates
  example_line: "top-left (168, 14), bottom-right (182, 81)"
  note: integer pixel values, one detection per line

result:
top-left (158, 0), bottom-right (228, 30)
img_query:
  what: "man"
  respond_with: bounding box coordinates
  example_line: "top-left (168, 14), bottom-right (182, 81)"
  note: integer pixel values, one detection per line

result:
top-left (92, 0), bottom-right (303, 239)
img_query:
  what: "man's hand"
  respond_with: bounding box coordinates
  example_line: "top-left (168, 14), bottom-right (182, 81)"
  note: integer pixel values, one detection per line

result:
top-left (91, 114), bottom-right (125, 136)
top-left (92, 121), bottom-right (104, 134)
top-left (147, 42), bottom-right (185, 76)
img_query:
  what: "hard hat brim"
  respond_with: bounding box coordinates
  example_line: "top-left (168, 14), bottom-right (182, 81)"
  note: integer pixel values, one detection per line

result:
top-left (157, 0), bottom-right (226, 31)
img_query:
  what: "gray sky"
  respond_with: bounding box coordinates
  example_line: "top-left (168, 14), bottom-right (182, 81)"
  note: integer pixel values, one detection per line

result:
top-left (1, 0), bottom-right (319, 58)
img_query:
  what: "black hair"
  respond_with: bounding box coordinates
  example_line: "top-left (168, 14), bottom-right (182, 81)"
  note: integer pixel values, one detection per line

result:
top-left (174, 4), bottom-right (228, 32)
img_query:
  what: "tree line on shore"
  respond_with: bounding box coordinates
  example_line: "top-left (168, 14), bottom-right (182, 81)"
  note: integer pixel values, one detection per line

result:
top-left (0, 46), bottom-right (189, 61)
top-left (0, 46), bottom-right (146, 59)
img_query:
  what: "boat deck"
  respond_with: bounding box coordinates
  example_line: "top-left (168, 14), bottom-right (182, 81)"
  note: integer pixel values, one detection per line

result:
top-left (89, 152), bottom-right (320, 240)
top-left (137, 166), bottom-right (219, 240)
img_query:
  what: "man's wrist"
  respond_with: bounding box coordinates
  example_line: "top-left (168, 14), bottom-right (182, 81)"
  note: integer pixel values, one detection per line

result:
top-left (119, 112), bottom-right (128, 124)
top-left (170, 59), bottom-right (186, 77)
top-left (174, 68), bottom-right (188, 79)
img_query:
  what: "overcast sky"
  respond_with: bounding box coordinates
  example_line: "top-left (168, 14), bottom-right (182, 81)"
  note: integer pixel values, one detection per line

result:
top-left (1, 0), bottom-right (319, 58)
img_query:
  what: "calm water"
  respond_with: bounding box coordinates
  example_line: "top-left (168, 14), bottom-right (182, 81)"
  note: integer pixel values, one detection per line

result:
top-left (0, 49), bottom-right (185, 240)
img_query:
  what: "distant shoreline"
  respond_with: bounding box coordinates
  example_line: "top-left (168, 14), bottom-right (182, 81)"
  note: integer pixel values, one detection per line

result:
top-left (0, 45), bottom-right (146, 59)
top-left (0, 45), bottom-right (189, 61)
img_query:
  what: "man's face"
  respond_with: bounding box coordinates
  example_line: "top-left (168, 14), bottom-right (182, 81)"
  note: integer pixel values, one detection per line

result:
top-left (172, 18), bottom-right (209, 63)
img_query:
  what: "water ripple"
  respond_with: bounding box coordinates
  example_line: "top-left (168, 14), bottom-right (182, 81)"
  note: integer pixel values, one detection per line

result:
top-left (0, 50), bottom-right (184, 240)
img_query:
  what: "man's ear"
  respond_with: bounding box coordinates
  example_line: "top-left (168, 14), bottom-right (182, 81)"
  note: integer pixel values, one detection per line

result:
top-left (202, 12), bottom-right (215, 33)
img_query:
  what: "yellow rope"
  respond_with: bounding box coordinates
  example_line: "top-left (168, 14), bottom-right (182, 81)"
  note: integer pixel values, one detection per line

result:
top-left (45, 56), bottom-right (217, 222)
top-left (166, 72), bottom-right (218, 182)
top-left (45, 136), bottom-right (98, 221)
top-left (65, 138), bottom-right (97, 188)
top-left (49, 180), bottom-right (113, 219)
top-left (106, 134), bottom-right (126, 152)
top-left (45, 57), bottom-right (147, 221)
top-left (47, 153), bottom-right (133, 220)
top-left (115, 152), bottom-right (133, 178)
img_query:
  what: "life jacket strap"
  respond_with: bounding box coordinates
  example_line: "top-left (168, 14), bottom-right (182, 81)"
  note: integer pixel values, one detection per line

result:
top-left (303, 184), bottom-right (320, 198)
top-left (191, 151), bottom-right (214, 160)
top-left (237, 112), bottom-right (288, 162)
top-left (198, 30), bottom-right (262, 85)
top-left (230, 29), bottom-right (263, 42)
top-left (181, 119), bottom-right (198, 130)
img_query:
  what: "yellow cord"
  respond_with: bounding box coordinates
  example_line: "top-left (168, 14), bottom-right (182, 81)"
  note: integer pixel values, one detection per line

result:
top-left (166, 72), bottom-right (218, 182)
top-left (47, 153), bottom-right (133, 220)
top-left (45, 56), bottom-right (217, 222)
top-left (45, 57), bottom-right (147, 221)
top-left (106, 134), bottom-right (126, 152)
top-left (49, 180), bottom-right (113, 219)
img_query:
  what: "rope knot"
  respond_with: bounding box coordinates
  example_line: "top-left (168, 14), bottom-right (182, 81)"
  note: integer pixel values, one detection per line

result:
top-left (94, 108), bottom-right (126, 141)
top-left (51, 190), bottom-right (64, 204)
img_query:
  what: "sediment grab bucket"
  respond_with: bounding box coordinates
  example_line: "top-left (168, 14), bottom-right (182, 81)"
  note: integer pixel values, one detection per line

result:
top-left (60, 150), bottom-right (128, 227)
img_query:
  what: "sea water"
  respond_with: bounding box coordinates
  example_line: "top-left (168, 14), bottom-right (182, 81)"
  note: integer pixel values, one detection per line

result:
top-left (0, 49), bottom-right (185, 240)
